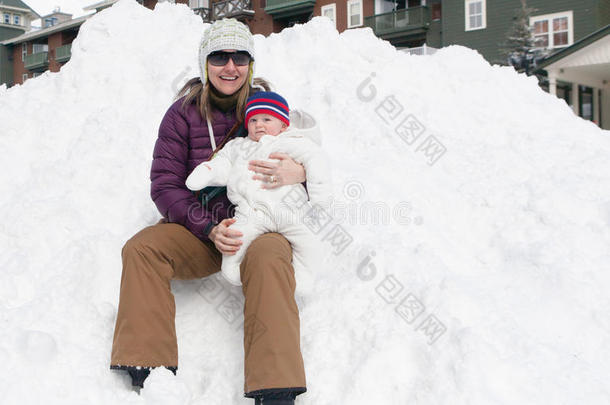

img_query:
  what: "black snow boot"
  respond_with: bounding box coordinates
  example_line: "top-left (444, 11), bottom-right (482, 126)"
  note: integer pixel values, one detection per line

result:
top-left (122, 366), bottom-right (177, 388)
top-left (127, 367), bottom-right (151, 388)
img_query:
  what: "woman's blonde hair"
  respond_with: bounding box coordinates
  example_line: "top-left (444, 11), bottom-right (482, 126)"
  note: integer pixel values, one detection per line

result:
top-left (176, 73), bottom-right (271, 125)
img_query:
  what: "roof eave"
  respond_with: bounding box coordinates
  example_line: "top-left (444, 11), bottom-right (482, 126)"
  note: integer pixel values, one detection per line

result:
top-left (535, 24), bottom-right (610, 72)
top-left (83, 0), bottom-right (118, 11)
top-left (0, 4), bottom-right (41, 18)
top-left (0, 14), bottom-right (89, 45)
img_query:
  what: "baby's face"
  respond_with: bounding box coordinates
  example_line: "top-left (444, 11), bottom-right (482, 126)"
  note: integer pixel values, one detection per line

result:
top-left (247, 113), bottom-right (287, 142)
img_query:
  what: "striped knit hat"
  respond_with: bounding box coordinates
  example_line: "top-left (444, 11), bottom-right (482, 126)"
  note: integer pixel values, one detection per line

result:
top-left (245, 92), bottom-right (290, 127)
top-left (198, 18), bottom-right (256, 86)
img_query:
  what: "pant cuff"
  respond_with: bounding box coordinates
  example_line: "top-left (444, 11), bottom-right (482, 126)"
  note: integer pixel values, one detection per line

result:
top-left (244, 387), bottom-right (307, 399)
top-left (110, 365), bottom-right (178, 373)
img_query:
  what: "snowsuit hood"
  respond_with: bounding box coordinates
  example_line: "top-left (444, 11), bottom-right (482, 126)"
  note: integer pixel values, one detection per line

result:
top-left (283, 109), bottom-right (321, 145)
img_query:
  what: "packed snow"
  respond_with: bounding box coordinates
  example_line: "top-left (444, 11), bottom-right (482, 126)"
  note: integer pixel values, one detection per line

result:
top-left (1, 0), bottom-right (609, 404)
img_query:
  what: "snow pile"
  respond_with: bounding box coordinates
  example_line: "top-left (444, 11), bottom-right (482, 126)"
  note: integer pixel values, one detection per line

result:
top-left (1, 0), bottom-right (610, 403)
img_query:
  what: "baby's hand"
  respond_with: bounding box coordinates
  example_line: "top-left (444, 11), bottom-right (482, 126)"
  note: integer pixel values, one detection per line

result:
top-left (186, 163), bottom-right (214, 191)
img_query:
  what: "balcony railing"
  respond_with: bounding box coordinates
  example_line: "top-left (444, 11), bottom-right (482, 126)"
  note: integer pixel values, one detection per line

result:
top-left (400, 44), bottom-right (438, 56)
top-left (191, 0), bottom-right (254, 22)
top-left (24, 51), bottom-right (49, 71)
top-left (364, 6), bottom-right (429, 37)
top-left (214, 0), bottom-right (254, 19)
top-left (55, 44), bottom-right (72, 63)
top-left (264, 0), bottom-right (316, 19)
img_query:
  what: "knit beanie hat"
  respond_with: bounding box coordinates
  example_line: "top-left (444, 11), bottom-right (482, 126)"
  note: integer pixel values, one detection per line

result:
top-left (198, 18), bottom-right (256, 86)
top-left (245, 91), bottom-right (290, 127)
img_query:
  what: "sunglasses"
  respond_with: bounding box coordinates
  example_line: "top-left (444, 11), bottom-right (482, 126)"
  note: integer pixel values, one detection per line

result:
top-left (207, 51), bottom-right (252, 67)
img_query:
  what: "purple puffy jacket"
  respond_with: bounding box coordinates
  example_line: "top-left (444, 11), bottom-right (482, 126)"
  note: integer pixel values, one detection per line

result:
top-left (150, 97), bottom-right (238, 241)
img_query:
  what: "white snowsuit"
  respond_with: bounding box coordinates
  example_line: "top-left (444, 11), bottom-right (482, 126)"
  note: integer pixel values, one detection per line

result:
top-left (186, 110), bottom-right (332, 292)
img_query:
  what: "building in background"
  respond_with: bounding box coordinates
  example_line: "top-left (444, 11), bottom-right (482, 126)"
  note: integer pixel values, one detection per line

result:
top-left (534, 24), bottom-right (610, 129)
top-left (1, 0), bottom-right (608, 130)
top-left (184, 0), bottom-right (375, 36)
top-left (0, 0), bottom-right (125, 87)
top-left (1, 8), bottom-right (86, 86)
top-left (183, 0), bottom-right (609, 128)
top-left (364, 0), bottom-right (442, 49)
top-left (0, 0), bottom-right (40, 85)
top-left (437, 1), bottom-right (609, 64)
top-left (233, 0), bottom-right (610, 128)
top-left (427, 0), bottom-right (609, 129)
top-left (0, 0), bottom-right (39, 40)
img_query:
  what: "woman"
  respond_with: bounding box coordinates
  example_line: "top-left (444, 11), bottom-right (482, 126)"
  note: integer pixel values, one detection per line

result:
top-left (110, 18), bottom-right (308, 405)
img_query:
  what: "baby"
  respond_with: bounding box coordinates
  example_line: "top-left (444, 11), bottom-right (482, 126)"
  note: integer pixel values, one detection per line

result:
top-left (186, 91), bottom-right (332, 292)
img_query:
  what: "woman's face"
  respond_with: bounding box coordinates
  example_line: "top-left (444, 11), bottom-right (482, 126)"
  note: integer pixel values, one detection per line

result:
top-left (207, 49), bottom-right (249, 95)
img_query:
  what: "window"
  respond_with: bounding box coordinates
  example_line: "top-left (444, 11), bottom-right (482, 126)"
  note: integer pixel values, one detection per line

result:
top-left (3, 13), bottom-right (9, 24)
top-left (431, 3), bottom-right (442, 21)
top-left (533, 20), bottom-right (549, 47)
top-left (321, 3), bottom-right (336, 27)
top-left (579, 85), bottom-right (593, 121)
top-left (33, 44), bottom-right (48, 53)
top-left (22, 43), bottom-right (27, 61)
top-left (530, 11), bottom-right (573, 49)
top-left (347, 0), bottom-right (363, 28)
top-left (556, 83), bottom-right (572, 108)
top-left (188, 0), bottom-right (209, 9)
top-left (13, 14), bottom-right (20, 25)
top-left (22, 73), bottom-right (28, 82)
top-left (465, 0), bottom-right (486, 31)
top-left (44, 17), bottom-right (58, 27)
top-left (33, 72), bottom-right (42, 78)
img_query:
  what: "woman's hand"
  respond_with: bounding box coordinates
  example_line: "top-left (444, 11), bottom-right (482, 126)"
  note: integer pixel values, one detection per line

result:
top-left (249, 152), bottom-right (306, 189)
top-left (208, 218), bottom-right (243, 255)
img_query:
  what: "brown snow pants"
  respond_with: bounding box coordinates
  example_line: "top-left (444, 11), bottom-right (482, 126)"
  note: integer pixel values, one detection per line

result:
top-left (110, 222), bottom-right (306, 396)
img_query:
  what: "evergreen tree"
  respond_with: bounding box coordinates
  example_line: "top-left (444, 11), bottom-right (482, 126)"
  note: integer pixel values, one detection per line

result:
top-left (500, 0), bottom-right (547, 74)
